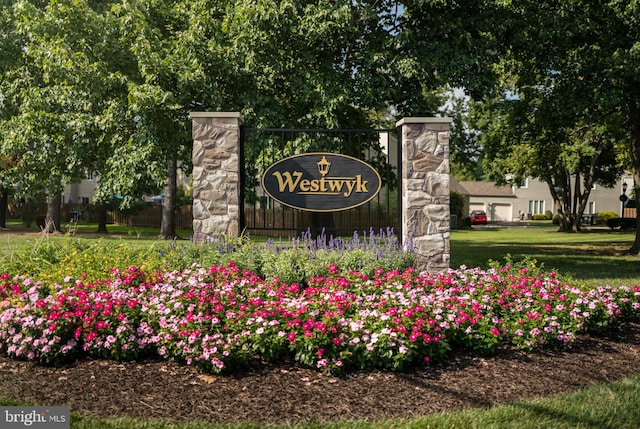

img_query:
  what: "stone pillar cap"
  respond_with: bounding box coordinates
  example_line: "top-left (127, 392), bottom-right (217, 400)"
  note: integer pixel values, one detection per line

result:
top-left (189, 111), bottom-right (244, 124)
top-left (396, 117), bottom-right (452, 127)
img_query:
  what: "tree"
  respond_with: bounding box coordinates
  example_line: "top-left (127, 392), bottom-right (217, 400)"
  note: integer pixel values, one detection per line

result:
top-left (396, 0), bottom-right (507, 111)
top-left (0, 0), bottom-right (533, 238)
top-left (0, 1), bottom-right (23, 227)
top-left (83, 1), bottom-right (190, 239)
top-left (440, 89), bottom-right (484, 181)
top-left (477, 87), bottom-right (624, 231)
top-left (0, 0), bottom-right (131, 232)
top-left (488, 1), bottom-right (639, 239)
top-left (205, 0), bottom-right (417, 234)
top-left (464, 1), bottom-right (637, 231)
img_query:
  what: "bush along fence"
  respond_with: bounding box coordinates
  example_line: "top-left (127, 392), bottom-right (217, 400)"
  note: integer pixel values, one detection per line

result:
top-left (1, 261), bottom-right (639, 376)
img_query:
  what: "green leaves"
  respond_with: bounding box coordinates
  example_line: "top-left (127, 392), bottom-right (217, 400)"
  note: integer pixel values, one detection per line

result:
top-left (473, 0), bottom-right (636, 232)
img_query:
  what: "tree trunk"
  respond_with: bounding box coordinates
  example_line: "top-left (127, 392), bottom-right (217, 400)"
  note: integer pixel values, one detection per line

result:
top-left (549, 175), bottom-right (572, 232)
top-left (159, 155), bottom-right (177, 239)
top-left (571, 171), bottom-right (581, 232)
top-left (44, 192), bottom-right (61, 233)
top-left (0, 188), bottom-right (8, 229)
top-left (628, 87), bottom-right (640, 254)
top-left (96, 204), bottom-right (109, 233)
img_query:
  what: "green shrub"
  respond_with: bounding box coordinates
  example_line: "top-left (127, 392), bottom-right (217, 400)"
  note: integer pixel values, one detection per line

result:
top-left (0, 229), bottom-right (416, 286)
top-left (596, 211), bottom-right (619, 225)
top-left (0, 239), bottom-right (161, 283)
top-left (532, 213), bottom-right (547, 220)
top-left (606, 217), bottom-right (635, 230)
top-left (146, 230), bottom-right (415, 284)
top-left (544, 210), bottom-right (553, 220)
top-left (255, 229), bottom-right (415, 285)
top-left (450, 191), bottom-right (465, 224)
top-left (158, 234), bottom-right (262, 273)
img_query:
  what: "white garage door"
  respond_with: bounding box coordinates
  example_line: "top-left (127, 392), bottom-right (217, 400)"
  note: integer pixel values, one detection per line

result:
top-left (490, 203), bottom-right (512, 222)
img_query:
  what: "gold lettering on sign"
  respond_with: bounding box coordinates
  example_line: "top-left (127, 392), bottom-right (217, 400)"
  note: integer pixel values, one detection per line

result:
top-left (271, 171), bottom-right (369, 198)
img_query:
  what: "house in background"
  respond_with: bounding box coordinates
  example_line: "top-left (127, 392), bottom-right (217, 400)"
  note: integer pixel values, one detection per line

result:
top-left (63, 169), bottom-right (190, 205)
top-left (455, 180), bottom-right (515, 221)
top-left (454, 175), bottom-right (634, 222)
top-left (65, 170), bottom-right (99, 204)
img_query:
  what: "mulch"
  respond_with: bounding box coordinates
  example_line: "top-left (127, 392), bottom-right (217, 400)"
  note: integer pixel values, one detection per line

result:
top-left (2, 321), bottom-right (640, 426)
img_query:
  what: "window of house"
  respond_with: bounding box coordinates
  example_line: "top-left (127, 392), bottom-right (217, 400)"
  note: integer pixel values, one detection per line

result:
top-left (528, 200), bottom-right (545, 214)
top-left (588, 201), bottom-right (595, 214)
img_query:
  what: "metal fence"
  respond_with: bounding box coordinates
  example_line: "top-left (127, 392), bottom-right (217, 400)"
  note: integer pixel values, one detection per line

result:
top-left (241, 127), bottom-right (399, 237)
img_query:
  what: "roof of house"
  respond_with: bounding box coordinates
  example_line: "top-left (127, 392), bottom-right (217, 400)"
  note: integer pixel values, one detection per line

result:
top-left (455, 180), bottom-right (515, 197)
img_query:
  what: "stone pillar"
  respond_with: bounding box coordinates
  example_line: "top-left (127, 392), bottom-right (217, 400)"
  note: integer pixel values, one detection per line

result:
top-left (396, 117), bottom-right (452, 273)
top-left (190, 112), bottom-right (243, 239)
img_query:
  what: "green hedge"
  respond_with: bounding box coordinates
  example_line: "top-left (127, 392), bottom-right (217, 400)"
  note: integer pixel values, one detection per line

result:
top-left (596, 211), bottom-right (619, 225)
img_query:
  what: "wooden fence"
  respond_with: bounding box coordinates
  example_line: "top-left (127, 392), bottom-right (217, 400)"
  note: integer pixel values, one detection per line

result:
top-left (8, 203), bottom-right (194, 230)
top-left (107, 206), bottom-right (193, 230)
top-left (8, 203), bottom-right (400, 236)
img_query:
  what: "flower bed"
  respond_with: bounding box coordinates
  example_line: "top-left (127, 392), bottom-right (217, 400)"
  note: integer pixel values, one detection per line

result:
top-left (1, 264), bottom-right (639, 375)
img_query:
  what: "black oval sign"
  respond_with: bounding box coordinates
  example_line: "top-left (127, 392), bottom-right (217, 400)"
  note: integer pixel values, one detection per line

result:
top-left (261, 152), bottom-right (382, 212)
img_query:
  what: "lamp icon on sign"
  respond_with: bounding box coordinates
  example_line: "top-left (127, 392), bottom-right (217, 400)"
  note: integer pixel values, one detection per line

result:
top-left (317, 156), bottom-right (331, 177)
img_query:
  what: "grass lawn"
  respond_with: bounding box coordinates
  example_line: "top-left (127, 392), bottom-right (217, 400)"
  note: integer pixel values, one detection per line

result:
top-left (0, 220), bottom-right (194, 255)
top-left (451, 224), bottom-right (640, 288)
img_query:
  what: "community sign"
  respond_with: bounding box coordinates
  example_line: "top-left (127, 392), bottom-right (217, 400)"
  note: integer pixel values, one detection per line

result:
top-left (261, 152), bottom-right (382, 212)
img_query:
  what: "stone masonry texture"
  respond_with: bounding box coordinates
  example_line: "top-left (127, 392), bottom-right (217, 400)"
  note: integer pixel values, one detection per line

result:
top-left (190, 112), bottom-right (243, 239)
top-left (397, 118), bottom-right (452, 273)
